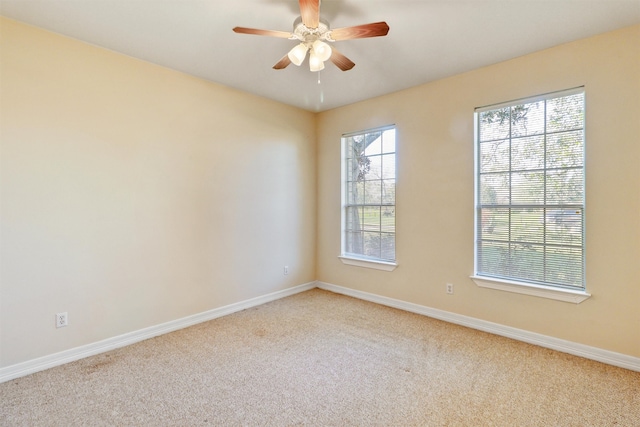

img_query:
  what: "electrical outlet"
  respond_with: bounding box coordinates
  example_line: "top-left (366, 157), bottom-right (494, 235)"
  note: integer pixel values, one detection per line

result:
top-left (446, 283), bottom-right (454, 295)
top-left (56, 312), bottom-right (68, 328)
top-left (284, 266), bottom-right (289, 275)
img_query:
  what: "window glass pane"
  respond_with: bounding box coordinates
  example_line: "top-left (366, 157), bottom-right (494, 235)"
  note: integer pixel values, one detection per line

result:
top-left (347, 181), bottom-right (365, 205)
top-left (363, 155), bottom-right (381, 181)
top-left (362, 206), bottom-right (380, 231)
top-left (381, 154), bottom-right (395, 179)
top-left (511, 171), bottom-right (544, 205)
top-left (364, 180), bottom-right (382, 204)
top-left (355, 154), bottom-right (371, 182)
top-left (381, 129), bottom-right (395, 153)
top-left (547, 94), bottom-right (584, 132)
top-left (547, 130), bottom-right (583, 168)
top-left (479, 207), bottom-right (509, 241)
top-left (509, 243), bottom-right (545, 282)
top-left (480, 173), bottom-right (509, 205)
top-left (345, 137), bottom-right (355, 160)
top-left (345, 206), bottom-right (363, 231)
top-left (480, 139), bottom-right (509, 173)
top-left (381, 206), bottom-right (395, 233)
top-left (346, 158), bottom-right (355, 181)
top-left (363, 232), bottom-right (381, 258)
top-left (382, 179), bottom-right (395, 205)
top-left (345, 231), bottom-right (363, 254)
top-left (478, 241), bottom-right (510, 277)
top-left (364, 132), bottom-right (382, 156)
top-left (380, 233), bottom-right (395, 260)
top-left (511, 135), bottom-right (544, 171)
top-left (546, 209), bottom-right (582, 246)
top-left (511, 101), bottom-right (545, 137)
top-left (545, 246), bottom-right (583, 288)
top-left (511, 208), bottom-right (544, 244)
top-left (546, 169), bottom-right (583, 204)
top-left (479, 108), bottom-right (510, 142)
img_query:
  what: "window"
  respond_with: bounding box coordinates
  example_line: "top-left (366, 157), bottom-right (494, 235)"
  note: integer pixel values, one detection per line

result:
top-left (474, 88), bottom-right (585, 294)
top-left (341, 126), bottom-right (396, 269)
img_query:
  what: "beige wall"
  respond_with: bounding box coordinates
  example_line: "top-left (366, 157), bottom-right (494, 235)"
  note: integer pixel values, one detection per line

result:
top-left (317, 25), bottom-right (640, 357)
top-left (0, 18), bottom-right (317, 367)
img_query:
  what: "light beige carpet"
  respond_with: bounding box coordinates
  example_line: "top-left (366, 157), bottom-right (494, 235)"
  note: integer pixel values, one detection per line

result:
top-left (1, 289), bottom-right (638, 426)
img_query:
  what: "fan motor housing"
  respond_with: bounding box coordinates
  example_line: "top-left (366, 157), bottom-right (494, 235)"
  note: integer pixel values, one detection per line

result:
top-left (292, 16), bottom-right (331, 42)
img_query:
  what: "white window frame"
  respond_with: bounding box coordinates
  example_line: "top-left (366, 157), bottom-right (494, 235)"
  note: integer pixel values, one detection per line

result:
top-left (471, 88), bottom-right (590, 303)
top-left (340, 125), bottom-right (397, 271)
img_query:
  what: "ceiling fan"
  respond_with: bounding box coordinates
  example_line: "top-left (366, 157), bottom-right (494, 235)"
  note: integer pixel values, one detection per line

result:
top-left (233, 0), bottom-right (389, 72)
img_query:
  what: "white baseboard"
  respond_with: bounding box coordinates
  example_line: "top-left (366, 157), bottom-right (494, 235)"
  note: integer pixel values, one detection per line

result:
top-left (316, 281), bottom-right (640, 372)
top-left (3, 280), bottom-right (637, 383)
top-left (0, 282), bottom-right (316, 383)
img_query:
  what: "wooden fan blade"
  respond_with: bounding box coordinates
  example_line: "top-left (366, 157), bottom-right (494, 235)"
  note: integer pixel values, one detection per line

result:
top-left (233, 27), bottom-right (293, 39)
top-left (329, 47), bottom-right (355, 71)
top-left (273, 54), bottom-right (292, 70)
top-left (299, 0), bottom-right (320, 29)
top-left (329, 22), bottom-right (390, 41)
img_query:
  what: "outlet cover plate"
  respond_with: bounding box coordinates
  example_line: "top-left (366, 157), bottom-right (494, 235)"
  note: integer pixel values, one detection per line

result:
top-left (56, 312), bottom-right (68, 328)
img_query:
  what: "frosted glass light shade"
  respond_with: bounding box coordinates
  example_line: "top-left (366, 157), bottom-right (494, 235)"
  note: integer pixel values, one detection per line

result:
top-left (288, 43), bottom-right (308, 66)
top-left (312, 40), bottom-right (332, 62)
top-left (309, 51), bottom-right (325, 72)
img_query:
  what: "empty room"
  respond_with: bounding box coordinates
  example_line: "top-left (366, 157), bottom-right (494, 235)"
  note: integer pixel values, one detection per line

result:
top-left (1, 0), bottom-right (639, 425)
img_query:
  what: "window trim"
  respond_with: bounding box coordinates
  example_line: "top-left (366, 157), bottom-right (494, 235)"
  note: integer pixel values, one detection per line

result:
top-left (473, 87), bottom-right (588, 298)
top-left (340, 125), bottom-right (397, 267)
top-left (470, 275), bottom-right (591, 303)
top-left (339, 255), bottom-right (398, 271)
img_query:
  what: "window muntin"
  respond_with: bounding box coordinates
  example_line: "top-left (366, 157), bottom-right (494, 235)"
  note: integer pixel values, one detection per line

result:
top-left (475, 89), bottom-right (585, 290)
top-left (342, 126), bottom-right (396, 263)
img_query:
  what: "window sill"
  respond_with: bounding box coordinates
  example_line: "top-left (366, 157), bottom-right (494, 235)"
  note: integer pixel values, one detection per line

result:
top-left (339, 256), bottom-right (397, 271)
top-left (470, 276), bottom-right (591, 304)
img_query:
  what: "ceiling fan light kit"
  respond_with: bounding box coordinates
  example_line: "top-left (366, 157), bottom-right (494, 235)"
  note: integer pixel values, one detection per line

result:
top-left (233, 0), bottom-right (389, 72)
top-left (288, 43), bottom-right (309, 66)
top-left (312, 40), bottom-right (332, 62)
top-left (309, 50), bottom-right (325, 71)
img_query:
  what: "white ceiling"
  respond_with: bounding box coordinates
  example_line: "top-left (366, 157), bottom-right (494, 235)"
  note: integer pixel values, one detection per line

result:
top-left (2, 0), bottom-right (639, 112)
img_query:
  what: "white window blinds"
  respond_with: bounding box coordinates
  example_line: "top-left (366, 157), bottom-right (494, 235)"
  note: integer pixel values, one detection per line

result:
top-left (475, 88), bottom-right (585, 290)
